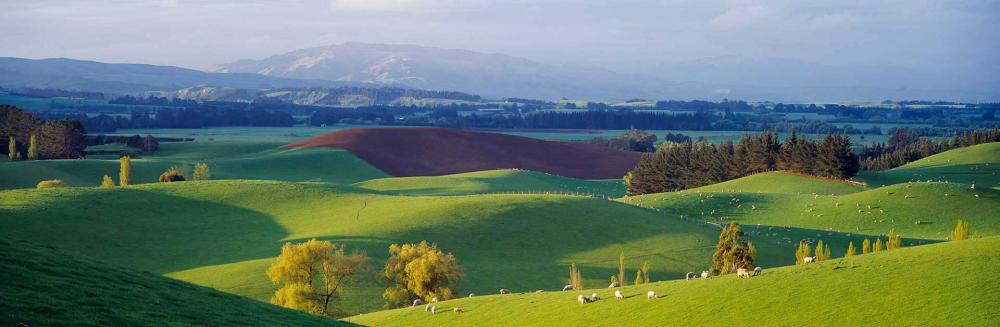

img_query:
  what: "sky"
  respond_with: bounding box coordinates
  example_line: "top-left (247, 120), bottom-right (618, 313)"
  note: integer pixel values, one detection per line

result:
top-left (1, 0), bottom-right (997, 79)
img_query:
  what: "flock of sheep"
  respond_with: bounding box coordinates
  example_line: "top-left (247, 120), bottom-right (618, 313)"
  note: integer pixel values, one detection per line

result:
top-left (412, 266), bottom-right (767, 314)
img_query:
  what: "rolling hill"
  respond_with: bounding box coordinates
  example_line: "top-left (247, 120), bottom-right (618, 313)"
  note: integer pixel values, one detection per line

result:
top-left (0, 239), bottom-right (347, 326)
top-left (287, 128), bottom-right (641, 179)
top-left (355, 169), bottom-right (624, 197)
top-left (346, 236), bottom-right (1000, 326)
top-left (857, 142), bottom-right (1000, 187)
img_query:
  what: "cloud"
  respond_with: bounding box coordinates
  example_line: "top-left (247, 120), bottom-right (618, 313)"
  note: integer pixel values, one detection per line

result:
top-left (708, 4), bottom-right (777, 30)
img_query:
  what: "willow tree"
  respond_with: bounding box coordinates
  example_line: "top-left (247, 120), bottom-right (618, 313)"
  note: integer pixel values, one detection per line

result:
top-left (267, 239), bottom-right (371, 316)
top-left (382, 241), bottom-right (463, 308)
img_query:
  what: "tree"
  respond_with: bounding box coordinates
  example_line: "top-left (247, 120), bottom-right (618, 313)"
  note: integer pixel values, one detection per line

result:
top-left (814, 240), bottom-right (830, 261)
top-left (640, 261), bottom-right (650, 284)
top-left (38, 119), bottom-right (86, 159)
top-left (569, 262), bottom-right (583, 291)
top-left (159, 167), bottom-right (185, 183)
top-left (634, 270), bottom-right (643, 285)
top-left (27, 134), bottom-right (37, 160)
top-left (36, 180), bottom-right (66, 189)
top-left (119, 156), bottom-right (132, 186)
top-left (193, 162), bottom-right (211, 180)
top-left (267, 239), bottom-right (371, 316)
top-left (862, 239), bottom-right (871, 254)
top-left (887, 229), bottom-right (902, 249)
top-left (795, 241), bottom-right (812, 264)
top-left (872, 239), bottom-right (884, 253)
top-left (100, 175), bottom-right (115, 188)
top-left (951, 219), bottom-right (970, 241)
top-left (617, 250), bottom-right (626, 287)
top-left (845, 242), bottom-right (856, 257)
top-left (382, 241), bottom-right (463, 309)
top-left (711, 222), bottom-right (755, 274)
top-left (7, 136), bottom-right (16, 161)
top-left (143, 134), bottom-right (158, 152)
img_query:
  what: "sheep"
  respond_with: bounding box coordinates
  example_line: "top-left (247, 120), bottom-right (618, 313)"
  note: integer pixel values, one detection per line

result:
top-left (425, 304), bottom-right (433, 312)
top-left (578, 294), bottom-right (592, 304)
top-left (737, 268), bottom-right (750, 278)
top-left (803, 256), bottom-right (816, 263)
top-left (608, 281), bottom-right (620, 288)
top-left (431, 297), bottom-right (439, 303)
top-left (535, 290), bottom-right (544, 293)
top-left (647, 291), bottom-right (657, 299)
top-left (468, 293), bottom-right (475, 297)
top-left (753, 267), bottom-right (763, 276)
top-left (701, 271), bottom-right (711, 279)
top-left (413, 299), bottom-right (425, 307)
top-left (453, 307), bottom-right (464, 313)
top-left (615, 290), bottom-right (624, 299)
top-left (500, 288), bottom-right (511, 294)
top-left (563, 284), bottom-right (574, 291)
top-left (685, 272), bottom-right (696, 280)
top-left (430, 306), bottom-right (437, 314)
top-left (591, 293), bottom-right (600, 300)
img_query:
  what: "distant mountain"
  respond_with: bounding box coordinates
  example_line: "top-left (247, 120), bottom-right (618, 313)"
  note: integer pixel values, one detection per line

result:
top-left (209, 42), bottom-right (691, 100)
top-left (0, 57), bottom-right (358, 94)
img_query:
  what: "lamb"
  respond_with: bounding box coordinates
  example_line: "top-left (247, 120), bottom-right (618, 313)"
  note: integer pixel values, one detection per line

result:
top-left (413, 299), bottom-right (424, 307)
top-left (591, 293), bottom-right (600, 300)
top-left (615, 290), bottom-right (624, 299)
top-left (578, 294), bottom-right (592, 304)
top-left (608, 281), bottom-right (620, 288)
top-left (804, 256), bottom-right (816, 263)
top-left (453, 307), bottom-right (464, 313)
top-left (563, 284), bottom-right (574, 291)
top-left (647, 291), bottom-right (657, 299)
top-left (753, 267), bottom-right (763, 276)
top-left (701, 271), bottom-right (711, 279)
top-left (500, 288), bottom-right (511, 294)
top-left (685, 272), bottom-right (696, 280)
top-left (737, 268), bottom-right (750, 278)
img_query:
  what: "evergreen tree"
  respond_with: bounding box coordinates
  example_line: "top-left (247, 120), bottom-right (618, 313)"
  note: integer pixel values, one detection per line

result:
top-left (7, 136), bottom-right (16, 161)
top-left (862, 238), bottom-right (871, 254)
top-left (887, 229), bottom-right (902, 249)
top-left (795, 241), bottom-right (812, 264)
top-left (100, 175), bottom-right (115, 188)
top-left (711, 222), bottom-right (755, 274)
top-left (38, 119), bottom-right (86, 159)
top-left (951, 219), bottom-right (970, 241)
top-left (27, 134), bottom-right (37, 160)
top-left (119, 156), bottom-right (132, 187)
top-left (845, 242), bottom-right (856, 257)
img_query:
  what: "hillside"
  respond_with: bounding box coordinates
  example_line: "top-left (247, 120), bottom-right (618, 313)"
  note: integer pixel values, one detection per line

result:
top-left (0, 239), bottom-right (347, 326)
top-left (857, 142), bottom-right (1000, 187)
top-left (686, 171), bottom-right (865, 195)
top-left (0, 180), bottom-right (797, 316)
top-left (347, 236), bottom-right (1000, 326)
top-left (287, 128), bottom-right (642, 179)
top-left (355, 169), bottom-right (624, 197)
top-left (0, 141), bottom-right (387, 190)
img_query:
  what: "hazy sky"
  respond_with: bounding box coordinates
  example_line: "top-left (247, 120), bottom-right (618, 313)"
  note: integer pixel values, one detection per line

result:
top-left (2, 0), bottom-right (997, 75)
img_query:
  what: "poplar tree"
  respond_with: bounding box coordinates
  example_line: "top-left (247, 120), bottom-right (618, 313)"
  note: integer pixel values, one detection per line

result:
top-left (862, 239), bottom-right (871, 254)
top-left (815, 240), bottom-right (830, 261)
top-left (711, 222), bottom-right (755, 274)
top-left (951, 219), bottom-right (970, 241)
top-left (634, 270), bottom-right (643, 285)
top-left (119, 156), bottom-right (131, 186)
top-left (795, 241), bottom-right (812, 264)
top-left (872, 239), bottom-right (884, 253)
top-left (640, 261), bottom-right (650, 284)
top-left (27, 134), bottom-right (37, 160)
top-left (617, 250), bottom-right (625, 287)
top-left (845, 242), bottom-right (856, 257)
top-left (568, 262), bottom-right (583, 291)
top-left (887, 229), bottom-right (902, 249)
top-left (8, 136), bottom-right (16, 161)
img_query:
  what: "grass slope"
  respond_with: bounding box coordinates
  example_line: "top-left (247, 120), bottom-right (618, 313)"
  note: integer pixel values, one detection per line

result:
top-left (355, 169), bottom-right (624, 197)
top-left (0, 141), bottom-right (387, 190)
top-left (686, 171), bottom-right (865, 195)
top-left (0, 239), bottom-right (348, 327)
top-left (858, 142), bottom-right (1000, 187)
top-left (0, 180), bottom-right (791, 316)
top-left (347, 237), bottom-right (1000, 326)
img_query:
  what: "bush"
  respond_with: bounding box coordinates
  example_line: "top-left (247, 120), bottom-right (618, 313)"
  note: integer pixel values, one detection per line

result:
top-left (100, 175), bottom-right (115, 188)
top-left (36, 180), bottom-right (67, 189)
top-left (159, 167), bottom-right (186, 183)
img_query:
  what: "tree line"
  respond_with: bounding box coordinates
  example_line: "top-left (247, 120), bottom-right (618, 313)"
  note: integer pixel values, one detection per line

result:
top-left (859, 128), bottom-right (1000, 170)
top-left (59, 108), bottom-right (295, 133)
top-left (2, 105), bottom-right (86, 160)
top-left (625, 131), bottom-right (859, 195)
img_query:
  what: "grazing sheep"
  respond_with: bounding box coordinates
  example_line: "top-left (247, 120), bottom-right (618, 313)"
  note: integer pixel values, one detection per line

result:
top-left (453, 307), bottom-right (464, 313)
top-left (430, 306), bottom-right (437, 314)
top-left (468, 293), bottom-right (475, 297)
top-left (685, 272), bottom-right (696, 280)
top-left (615, 290), bottom-right (624, 299)
top-left (500, 289), bottom-right (511, 294)
top-left (536, 290), bottom-right (544, 293)
top-left (608, 282), bottom-right (620, 288)
top-left (737, 268), bottom-right (750, 278)
top-left (412, 299), bottom-right (425, 307)
top-left (425, 304), bottom-right (433, 312)
top-left (431, 297), bottom-right (439, 303)
top-left (753, 267), bottom-right (763, 276)
top-left (701, 271), bottom-right (711, 279)
top-left (591, 293), bottom-right (600, 300)
top-left (804, 256), bottom-right (816, 263)
top-left (647, 291), bottom-right (657, 299)
top-left (563, 284), bottom-right (574, 291)
top-left (578, 295), bottom-right (592, 304)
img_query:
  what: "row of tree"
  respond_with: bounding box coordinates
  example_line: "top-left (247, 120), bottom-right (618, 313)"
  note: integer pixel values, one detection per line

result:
top-left (2, 105), bottom-right (86, 159)
top-left (68, 108), bottom-right (296, 133)
top-left (860, 128), bottom-right (1000, 170)
top-left (625, 131), bottom-right (859, 195)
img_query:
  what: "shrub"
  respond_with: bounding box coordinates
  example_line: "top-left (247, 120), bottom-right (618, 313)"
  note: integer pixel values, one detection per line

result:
top-left (36, 180), bottom-right (66, 189)
top-left (100, 175), bottom-right (115, 188)
top-left (159, 167), bottom-right (186, 183)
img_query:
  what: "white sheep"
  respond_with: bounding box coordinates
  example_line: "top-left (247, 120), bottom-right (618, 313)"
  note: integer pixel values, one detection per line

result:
top-left (804, 256), bottom-right (816, 263)
top-left (468, 293), bottom-right (475, 297)
top-left (608, 281), bottom-right (621, 288)
top-left (413, 299), bottom-right (424, 307)
top-left (453, 307), bottom-right (463, 313)
top-left (615, 290), bottom-right (624, 299)
top-left (578, 294), bottom-right (591, 304)
top-left (591, 293), bottom-right (600, 300)
top-left (500, 288), bottom-right (511, 294)
top-left (685, 272), bottom-right (696, 280)
top-left (701, 271), bottom-right (711, 279)
top-left (647, 291), bottom-right (657, 299)
top-left (430, 305), bottom-right (437, 314)
top-left (737, 268), bottom-right (750, 278)
top-left (563, 284), bottom-right (574, 291)
top-left (425, 304), bottom-right (433, 312)
top-left (753, 267), bottom-right (763, 276)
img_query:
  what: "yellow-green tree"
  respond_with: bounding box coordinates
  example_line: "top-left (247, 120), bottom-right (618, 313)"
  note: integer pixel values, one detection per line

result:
top-left (711, 222), bottom-right (755, 274)
top-left (634, 270), bottom-right (643, 285)
top-left (617, 250), bottom-right (625, 287)
top-left (951, 219), bottom-right (970, 241)
top-left (887, 229), bottom-right (902, 249)
top-left (845, 242), bottom-right (856, 257)
top-left (266, 239), bottom-right (371, 316)
top-left (27, 134), bottom-right (37, 160)
top-left (862, 238), bottom-right (871, 254)
top-left (640, 261), bottom-right (650, 284)
top-left (795, 241), bottom-right (812, 264)
top-left (815, 240), bottom-right (832, 261)
top-left (100, 175), bottom-right (115, 188)
top-left (193, 162), bottom-right (211, 180)
top-left (382, 241), bottom-right (463, 308)
top-left (8, 136), bottom-right (16, 161)
top-left (159, 167), bottom-right (185, 183)
top-left (569, 263), bottom-right (583, 290)
top-left (872, 238), bottom-right (884, 253)
top-left (119, 156), bottom-right (131, 186)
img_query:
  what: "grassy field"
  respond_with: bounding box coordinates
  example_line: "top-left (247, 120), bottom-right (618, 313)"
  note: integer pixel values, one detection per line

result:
top-left (355, 169), bottom-right (624, 197)
top-left (683, 171), bottom-right (865, 195)
top-left (0, 141), bottom-right (388, 189)
top-left (347, 236), bottom-right (1000, 326)
top-left (857, 142), bottom-right (1000, 187)
top-left (0, 180), bottom-right (796, 316)
top-left (0, 239), bottom-right (348, 326)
